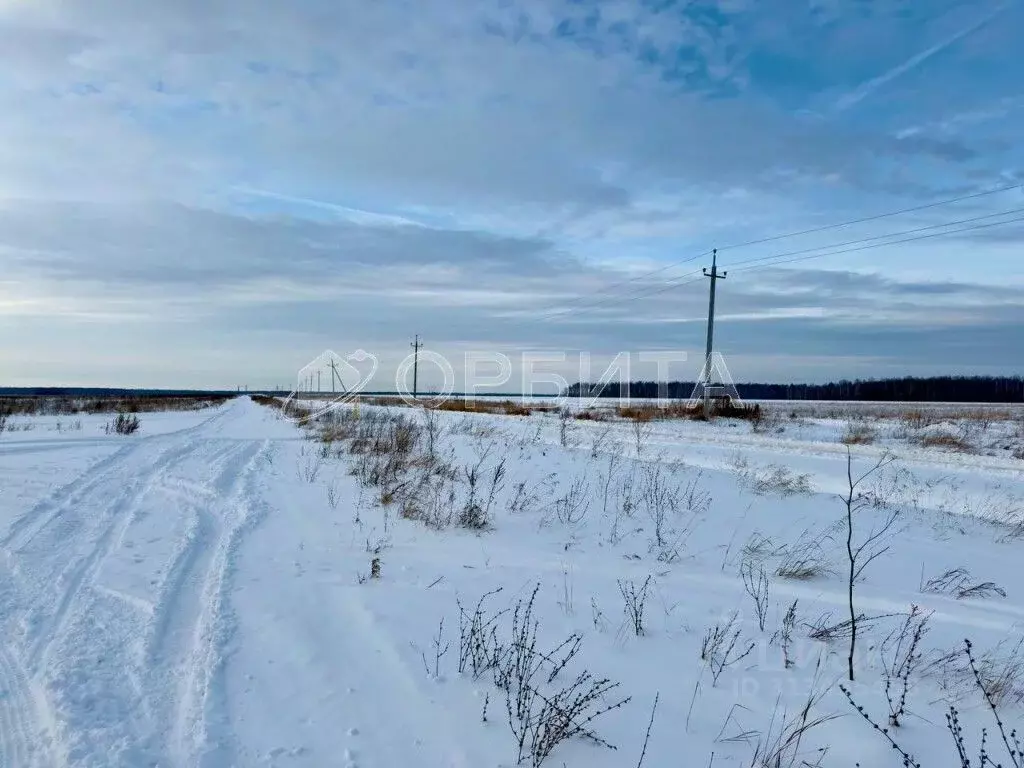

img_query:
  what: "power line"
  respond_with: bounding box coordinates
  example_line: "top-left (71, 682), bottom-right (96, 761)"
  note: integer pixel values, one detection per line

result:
top-left (528, 181), bottom-right (1024, 321)
top-left (539, 214), bottom-right (1024, 320)
top-left (536, 267), bottom-right (705, 320)
top-left (722, 205), bottom-right (1024, 270)
top-left (530, 249), bottom-right (711, 319)
top-left (734, 214), bottom-right (1024, 275)
top-left (716, 180), bottom-right (1024, 252)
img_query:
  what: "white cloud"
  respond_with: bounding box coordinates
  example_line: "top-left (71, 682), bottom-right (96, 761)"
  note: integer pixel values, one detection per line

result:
top-left (0, 0), bottom-right (1021, 385)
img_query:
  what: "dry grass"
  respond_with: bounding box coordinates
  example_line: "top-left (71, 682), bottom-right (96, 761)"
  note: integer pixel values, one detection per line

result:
top-left (841, 421), bottom-right (877, 445)
top-left (617, 400), bottom-right (761, 422)
top-left (433, 399), bottom-right (544, 416)
top-left (917, 433), bottom-right (973, 452)
top-left (1, 394), bottom-right (229, 416)
top-left (358, 396), bottom-right (555, 417)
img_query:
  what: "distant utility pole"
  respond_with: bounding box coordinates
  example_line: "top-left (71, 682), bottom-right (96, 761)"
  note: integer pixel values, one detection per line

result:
top-left (702, 248), bottom-right (727, 419)
top-left (410, 335), bottom-right (422, 399)
top-left (329, 359), bottom-right (343, 394)
top-left (317, 370), bottom-right (321, 393)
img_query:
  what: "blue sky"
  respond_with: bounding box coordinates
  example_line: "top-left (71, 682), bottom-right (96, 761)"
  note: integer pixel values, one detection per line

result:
top-left (0, 0), bottom-right (1022, 389)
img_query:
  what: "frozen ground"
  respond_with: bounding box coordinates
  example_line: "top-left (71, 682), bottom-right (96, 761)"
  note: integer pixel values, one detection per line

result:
top-left (0, 396), bottom-right (1022, 767)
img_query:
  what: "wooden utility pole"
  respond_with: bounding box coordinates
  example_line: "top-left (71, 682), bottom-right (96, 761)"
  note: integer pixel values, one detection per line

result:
top-left (410, 335), bottom-right (422, 399)
top-left (702, 249), bottom-right (727, 419)
top-left (329, 359), bottom-right (343, 394)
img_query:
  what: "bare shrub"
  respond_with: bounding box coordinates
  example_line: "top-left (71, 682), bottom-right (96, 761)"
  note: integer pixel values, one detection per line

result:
top-left (589, 423), bottom-right (613, 458)
top-left (774, 529), bottom-right (834, 581)
top-left (558, 408), bottom-right (575, 448)
top-left (509, 474), bottom-right (557, 517)
top-left (971, 639), bottom-right (1024, 709)
top-left (804, 611), bottom-right (892, 644)
top-left (615, 470), bottom-right (637, 520)
top-left (920, 567), bottom-right (1007, 600)
top-left (880, 606), bottom-right (931, 727)
top-left (421, 473), bottom-right (458, 529)
top-left (750, 405), bottom-right (783, 434)
top-left (841, 420), bottom-right (877, 445)
top-left (599, 453), bottom-right (620, 519)
top-left (682, 471), bottom-right (713, 516)
top-left (421, 406), bottom-right (445, 460)
top-left (326, 480), bottom-right (341, 510)
top-left (631, 416), bottom-right (653, 457)
top-left (298, 455), bottom-right (323, 483)
top-left (701, 612), bottom-right (756, 686)
top-left (590, 598), bottom-right (607, 632)
top-left (420, 618), bottom-right (449, 679)
top-left (899, 409), bottom-right (938, 431)
top-left (617, 576), bottom-right (652, 637)
top-left (741, 560), bottom-right (770, 632)
top-left (770, 600), bottom-right (798, 669)
top-left (457, 587), bottom-right (506, 679)
top-left (732, 455), bottom-right (811, 496)
top-left (843, 638), bottom-right (1024, 768)
top-left (458, 586), bottom-right (628, 767)
top-left (741, 531), bottom-right (787, 565)
top-left (747, 668), bottom-right (836, 768)
top-left (106, 412), bottom-right (140, 435)
top-left (553, 476), bottom-right (590, 527)
top-left (640, 465), bottom-right (678, 549)
top-left (459, 452), bottom-right (506, 530)
top-left (513, 672), bottom-right (629, 767)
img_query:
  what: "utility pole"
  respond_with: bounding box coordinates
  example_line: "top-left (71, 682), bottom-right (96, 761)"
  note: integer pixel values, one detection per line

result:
top-left (702, 248), bottom-right (727, 419)
top-left (329, 359), bottom-right (343, 394)
top-left (410, 335), bottom-right (422, 399)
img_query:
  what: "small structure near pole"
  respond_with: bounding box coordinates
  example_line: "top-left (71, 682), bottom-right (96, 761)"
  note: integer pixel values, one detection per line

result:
top-left (688, 353), bottom-right (742, 418)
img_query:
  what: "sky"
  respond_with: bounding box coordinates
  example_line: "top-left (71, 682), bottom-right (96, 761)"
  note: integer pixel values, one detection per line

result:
top-left (1, 0), bottom-right (1022, 391)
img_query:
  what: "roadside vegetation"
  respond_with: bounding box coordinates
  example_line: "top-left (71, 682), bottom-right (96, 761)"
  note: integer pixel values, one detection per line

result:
top-left (251, 393), bottom-right (1024, 766)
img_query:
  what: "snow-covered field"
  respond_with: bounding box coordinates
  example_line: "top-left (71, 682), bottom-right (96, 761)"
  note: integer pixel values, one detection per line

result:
top-left (1, 396), bottom-right (1022, 767)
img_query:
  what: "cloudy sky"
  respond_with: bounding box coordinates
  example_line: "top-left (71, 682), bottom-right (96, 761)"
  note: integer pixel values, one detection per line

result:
top-left (1, 0), bottom-right (1022, 391)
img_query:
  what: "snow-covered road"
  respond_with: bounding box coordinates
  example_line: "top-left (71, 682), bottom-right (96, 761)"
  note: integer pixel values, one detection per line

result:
top-left (0, 400), bottom-right (281, 766)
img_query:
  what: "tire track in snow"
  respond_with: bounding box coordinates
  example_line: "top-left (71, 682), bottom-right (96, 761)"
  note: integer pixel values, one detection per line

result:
top-left (2, 402), bottom-right (236, 556)
top-left (0, 644), bottom-right (61, 768)
top-left (1, 440), bottom-right (140, 554)
top-left (0, 400), bottom-right (259, 766)
top-left (0, 646), bottom-right (34, 768)
top-left (140, 439), bottom-right (269, 768)
top-left (24, 438), bottom-right (203, 674)
top-left (144, 439), bottom-right (257, 669)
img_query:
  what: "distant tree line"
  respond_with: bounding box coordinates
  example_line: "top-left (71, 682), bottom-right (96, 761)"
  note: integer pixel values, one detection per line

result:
top-left (564, 376), bottom-right (1024, 403)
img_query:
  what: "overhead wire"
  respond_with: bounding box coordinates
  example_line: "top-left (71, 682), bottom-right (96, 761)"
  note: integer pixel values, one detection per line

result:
top-left (529, 181), bottom-right (1024, 320)
top-left (714, 180), bottom-right (1024, 252)
top-left (732, 213), bottom-right (1024, 275)
top-left (721, 205), bottom-right (1024, 271)
top-left (538, 213), bottom-right (1024, 320)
